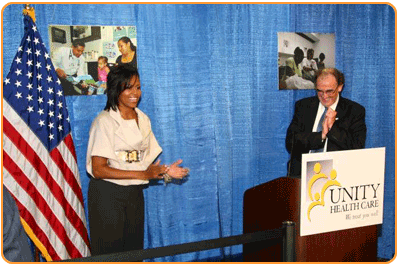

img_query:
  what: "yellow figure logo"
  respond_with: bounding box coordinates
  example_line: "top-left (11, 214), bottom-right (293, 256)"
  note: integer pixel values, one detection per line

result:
top-left (307, 163), bottom-right (342, 221)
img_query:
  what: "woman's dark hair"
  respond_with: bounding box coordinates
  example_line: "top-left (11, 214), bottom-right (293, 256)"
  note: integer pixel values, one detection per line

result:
top-left (118, 36), bottom-right (137, 53)
top-left (104, 65), bottom-right (140, 111)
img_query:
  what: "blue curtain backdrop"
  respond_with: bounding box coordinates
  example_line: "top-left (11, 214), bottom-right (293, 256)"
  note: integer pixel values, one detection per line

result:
top-left (2, 4), bottom-right (395, 261)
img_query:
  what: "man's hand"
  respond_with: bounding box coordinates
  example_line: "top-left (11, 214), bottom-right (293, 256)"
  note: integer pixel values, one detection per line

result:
top-left (56, 68), bottom-right (67, 79)
top-left (322, 108), bottom-right (337, 139)
top-left (325, 108), bottom-right (337, 129)
top-left (81, 81), bottom-right (88, 88)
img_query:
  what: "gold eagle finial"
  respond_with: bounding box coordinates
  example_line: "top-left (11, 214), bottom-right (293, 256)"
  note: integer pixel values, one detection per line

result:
top-left (23, 4), bottom-right (36, 23)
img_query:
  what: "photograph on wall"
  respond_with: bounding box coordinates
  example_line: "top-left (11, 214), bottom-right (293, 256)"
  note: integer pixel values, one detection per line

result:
top-left (278, 32), bottom-right (335, 90)
top-left (49, 25), bottom-right (137, 96)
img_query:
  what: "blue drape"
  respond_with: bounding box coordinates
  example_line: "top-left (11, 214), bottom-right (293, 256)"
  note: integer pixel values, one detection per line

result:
top-left (2, 4), bottom-right (395, 261)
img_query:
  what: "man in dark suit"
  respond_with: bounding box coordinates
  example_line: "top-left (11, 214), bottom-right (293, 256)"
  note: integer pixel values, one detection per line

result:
top-left (286, 68), bottom-right (366, 177)
top-left (3, 186), bottom-right (34, 262)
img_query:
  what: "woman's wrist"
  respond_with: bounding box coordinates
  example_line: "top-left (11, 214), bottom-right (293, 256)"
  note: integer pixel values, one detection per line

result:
top-left (163, 166), bottom-right (172, 184)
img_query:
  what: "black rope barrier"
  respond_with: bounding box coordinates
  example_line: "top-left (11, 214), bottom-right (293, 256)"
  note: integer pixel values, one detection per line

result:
top-left (64, 223), bottom-right (295, 262)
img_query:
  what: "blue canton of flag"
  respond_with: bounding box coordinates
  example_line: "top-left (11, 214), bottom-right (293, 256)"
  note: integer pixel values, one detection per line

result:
top-left (3, 15), bottom-right (71, 151)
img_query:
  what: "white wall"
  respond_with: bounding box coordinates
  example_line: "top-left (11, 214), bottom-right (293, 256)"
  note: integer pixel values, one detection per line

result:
top-left (278, 32), bottom-right (335, 68)
top-left (313, 33), bottom-right (335, 68)
top-left (48, 25), bottom-right (72, 58)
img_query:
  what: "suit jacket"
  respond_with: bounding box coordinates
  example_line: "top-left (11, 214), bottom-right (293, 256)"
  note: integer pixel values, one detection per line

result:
top-left (286, 96), bottom-right (366, 177)
top-left (3, 186), bottom-right (34, 262)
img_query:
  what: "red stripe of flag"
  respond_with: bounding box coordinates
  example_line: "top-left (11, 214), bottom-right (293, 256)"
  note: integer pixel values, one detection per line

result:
top-left (3, 152), bottom-right (81, 259)
top-left (49, 147), bottom-right (90, 247)
top-left (3, 118), bottom-right (90, 252)
top-left (50, 144), bottom-right (85, 207)
top-left (63, 134), bottom-right (78, 161)
top-left (13, 197), bottom-right (60, 261)
top-left (6, 187), bottom-right (61, 261)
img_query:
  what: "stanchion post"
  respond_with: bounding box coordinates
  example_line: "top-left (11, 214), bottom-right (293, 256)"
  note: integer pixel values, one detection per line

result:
top-left (282, 221), bottom-right (296, 262)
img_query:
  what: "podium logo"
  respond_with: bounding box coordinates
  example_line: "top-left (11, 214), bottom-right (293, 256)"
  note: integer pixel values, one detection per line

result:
top-left (307, 161), bottom-right (342, 221)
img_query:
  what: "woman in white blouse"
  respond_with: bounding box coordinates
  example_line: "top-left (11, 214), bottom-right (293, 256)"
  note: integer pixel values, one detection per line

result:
top-left (86, 65), bottom-right (188, 256)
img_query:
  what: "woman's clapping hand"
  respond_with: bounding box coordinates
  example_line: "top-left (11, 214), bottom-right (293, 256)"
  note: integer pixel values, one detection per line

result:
top-left (166, 159), bottom-right (189, 179)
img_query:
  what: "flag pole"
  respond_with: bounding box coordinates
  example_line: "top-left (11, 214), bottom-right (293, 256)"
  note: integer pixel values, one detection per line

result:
top-left (22, 6), bottom-right (40, 262)
top-left (21, 7), bottom-right (41, 262)
top-left (22, 4), bottom-right (41, 260)
top-left (22, 4), bottom-right (36, 23)
top-left (22, 7), bottom-right (39, 261)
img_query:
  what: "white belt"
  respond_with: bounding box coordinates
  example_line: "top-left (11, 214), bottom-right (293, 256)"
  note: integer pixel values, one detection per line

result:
top-left (115, 150), bottom-right (144, 163)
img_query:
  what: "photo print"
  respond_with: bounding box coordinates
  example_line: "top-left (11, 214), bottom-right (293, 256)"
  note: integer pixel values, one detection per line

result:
top-left (49, 25), bottom-right (137, 96)
top-left (278, 32), bottom-right (335, 90)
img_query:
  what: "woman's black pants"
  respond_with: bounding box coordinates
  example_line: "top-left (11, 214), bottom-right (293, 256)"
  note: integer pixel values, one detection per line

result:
top-left (88, 178), bottom-right (145, 256)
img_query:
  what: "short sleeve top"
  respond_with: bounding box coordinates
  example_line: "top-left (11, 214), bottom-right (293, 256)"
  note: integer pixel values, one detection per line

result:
top-left (86, 108), bottom-right (162, 186)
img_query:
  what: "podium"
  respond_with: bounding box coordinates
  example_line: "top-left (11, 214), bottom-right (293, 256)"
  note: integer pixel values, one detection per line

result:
top-left (243, 177), bottom-right (378, 262)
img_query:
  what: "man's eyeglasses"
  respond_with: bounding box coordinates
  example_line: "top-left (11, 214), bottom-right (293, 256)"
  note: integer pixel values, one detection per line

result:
top-left (315, 88), bottom-right (337, 96)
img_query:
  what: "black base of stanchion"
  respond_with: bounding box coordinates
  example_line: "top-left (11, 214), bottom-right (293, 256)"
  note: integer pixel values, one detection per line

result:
top-left (282, 221), bottom-right (296, 262)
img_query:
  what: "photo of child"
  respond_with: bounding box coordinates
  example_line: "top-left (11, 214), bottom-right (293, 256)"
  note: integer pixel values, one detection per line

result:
top-left (95, 56), bottom-right (110, 94)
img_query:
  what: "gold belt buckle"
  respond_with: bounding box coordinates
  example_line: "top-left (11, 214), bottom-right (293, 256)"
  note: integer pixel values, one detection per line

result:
top-left (126, 150), bottom-right (140, 163)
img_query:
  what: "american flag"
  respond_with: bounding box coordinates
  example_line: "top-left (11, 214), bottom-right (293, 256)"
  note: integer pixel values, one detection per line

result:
top-left (3, 15), bottom-right (91, 261)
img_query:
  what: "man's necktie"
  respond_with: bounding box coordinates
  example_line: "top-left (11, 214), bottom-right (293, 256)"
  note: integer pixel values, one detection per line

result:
top-left (312, 107), bottom-right (328, 153)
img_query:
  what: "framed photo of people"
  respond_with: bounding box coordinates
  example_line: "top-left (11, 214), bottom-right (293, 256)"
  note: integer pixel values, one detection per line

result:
top-left (278, 32), bottom-right (335, 90)
top-left (49, 25), bottom-right (137, 96)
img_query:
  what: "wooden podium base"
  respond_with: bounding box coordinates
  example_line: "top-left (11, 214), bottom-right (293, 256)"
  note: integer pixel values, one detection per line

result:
top-left (243, 177), bottom-right (378, 262)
